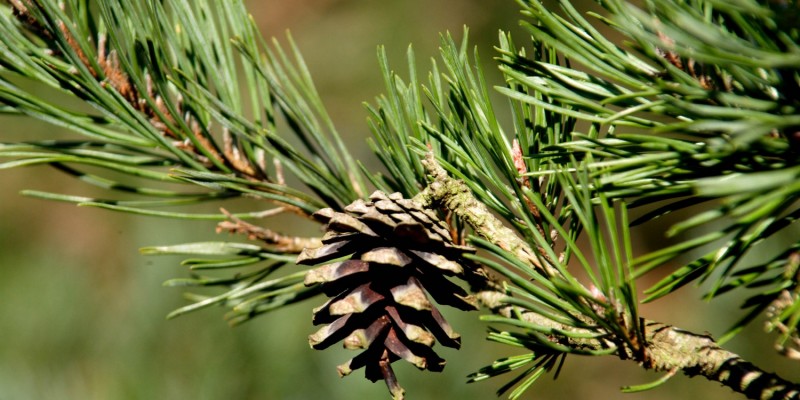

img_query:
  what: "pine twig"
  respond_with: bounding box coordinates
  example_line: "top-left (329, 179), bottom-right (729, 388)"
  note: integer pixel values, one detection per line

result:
top-left (217, 208), bottom-right (321, 253)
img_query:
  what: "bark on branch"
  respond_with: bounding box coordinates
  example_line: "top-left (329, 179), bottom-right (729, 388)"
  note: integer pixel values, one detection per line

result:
top-left (413, 153), bottom-right (556, 276)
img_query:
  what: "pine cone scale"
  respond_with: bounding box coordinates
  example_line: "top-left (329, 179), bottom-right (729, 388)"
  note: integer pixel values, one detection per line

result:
top-left (408, 249), bottom-right (464, 274)
top-left (329, 283), bottom-right (385, 315)
top-left (384, 327), bottom-right (436, 370)
top-left (303, 259), bottom-right (370, 286)
top-left (309, 313), bottom-right (353, 349)
top-left (343, 315), bottom-right (391, 349)
top-left (296, 240), bottom-right (357, 264)
top-left (385, 305), bottom-right (435, 346)
top-left (360, 247), bottom-right (413, 267)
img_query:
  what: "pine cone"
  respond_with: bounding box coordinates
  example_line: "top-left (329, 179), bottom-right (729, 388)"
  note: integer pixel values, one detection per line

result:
top-left (297, 191), bottom-right (479, 399)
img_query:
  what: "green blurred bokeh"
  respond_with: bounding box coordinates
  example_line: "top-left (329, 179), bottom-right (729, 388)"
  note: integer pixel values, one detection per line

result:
top-left (1, 1), bottom-right (797, 399)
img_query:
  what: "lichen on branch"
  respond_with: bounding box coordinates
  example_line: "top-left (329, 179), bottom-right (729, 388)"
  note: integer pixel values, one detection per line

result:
top-left (413, 152), bottom-right (550, 275)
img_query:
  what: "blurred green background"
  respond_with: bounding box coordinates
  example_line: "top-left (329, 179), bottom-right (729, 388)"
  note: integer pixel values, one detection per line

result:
top-left (0, 1), bottom-right (797, 399)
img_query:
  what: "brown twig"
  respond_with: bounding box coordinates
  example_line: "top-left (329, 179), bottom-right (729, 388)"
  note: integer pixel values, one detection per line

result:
top-left (216, 208), bottom-right (321, 253)
top-left (223, 127), bottom-right (259, 177)
top-left (656, 30), bottom-right (720, 91)
top-left (512, 138), bottom-right (554, 247)
top-left (273, 158), bottom-right (285, 186)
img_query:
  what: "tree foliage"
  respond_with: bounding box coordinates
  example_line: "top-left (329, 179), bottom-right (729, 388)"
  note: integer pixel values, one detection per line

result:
top-left (0, 0), bottom-right (798, 399)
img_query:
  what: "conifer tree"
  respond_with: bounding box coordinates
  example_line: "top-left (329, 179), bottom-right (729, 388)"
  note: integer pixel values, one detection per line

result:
top-left (0, 0), bottom-right (798, 399)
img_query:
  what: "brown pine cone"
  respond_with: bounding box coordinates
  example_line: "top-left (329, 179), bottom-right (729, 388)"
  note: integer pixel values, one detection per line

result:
top-left (297, 191), bottom-right (479, 399)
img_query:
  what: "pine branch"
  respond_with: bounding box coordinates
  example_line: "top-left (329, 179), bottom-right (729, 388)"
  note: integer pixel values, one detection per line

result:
top-left (481, 291), bottom-right (800, 400)
top-left (0, 0), bottom-right (364, 218)
top-left (417, 151), bottom-right (799, 399)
